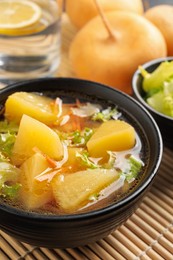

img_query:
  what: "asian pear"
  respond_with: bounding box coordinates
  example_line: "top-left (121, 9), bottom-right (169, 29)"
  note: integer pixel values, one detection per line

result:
top-left (69, 11), bottom-right (167, 94)
top-left (66, 0), bottom-right (144, 29)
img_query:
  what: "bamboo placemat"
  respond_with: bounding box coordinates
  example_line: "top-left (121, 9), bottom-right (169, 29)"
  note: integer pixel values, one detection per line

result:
top-left (1, 14), bottom-right (173, 260)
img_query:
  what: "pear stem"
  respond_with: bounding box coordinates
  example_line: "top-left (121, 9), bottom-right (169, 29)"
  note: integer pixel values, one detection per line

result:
top-left (93, 0), bottom-right (116, 40)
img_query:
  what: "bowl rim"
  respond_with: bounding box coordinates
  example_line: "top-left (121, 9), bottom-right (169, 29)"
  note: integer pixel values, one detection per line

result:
top-left (0, 77), bottom-right (163, 221)
top-left (132, 56), bottom-right (173, 121)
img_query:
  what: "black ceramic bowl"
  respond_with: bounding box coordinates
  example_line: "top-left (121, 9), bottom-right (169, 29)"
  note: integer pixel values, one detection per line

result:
top-left (132, 57), bottom-right (173, 148)
top-left (0, 78), bottom-right (162, 248)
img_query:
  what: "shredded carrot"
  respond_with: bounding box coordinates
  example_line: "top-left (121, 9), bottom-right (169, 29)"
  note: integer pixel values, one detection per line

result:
top-left (46, 156), bottom-right (59, 168)
top-left (33, 147), bottom-right (58, 168)
top-left (66, 114), bottom-right (82, 132)
top-left (33, 143), bottom-right (69, 182)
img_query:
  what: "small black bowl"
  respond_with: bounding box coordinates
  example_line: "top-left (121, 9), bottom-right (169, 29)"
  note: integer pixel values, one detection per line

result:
top-left (132, 57), bottom-right (173, 149)
top-left (0, 78), bottom-right (163, 248)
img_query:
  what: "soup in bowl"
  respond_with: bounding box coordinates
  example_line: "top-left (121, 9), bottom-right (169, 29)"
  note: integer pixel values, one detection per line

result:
top-left (0, 78), bottom-right (162, 248)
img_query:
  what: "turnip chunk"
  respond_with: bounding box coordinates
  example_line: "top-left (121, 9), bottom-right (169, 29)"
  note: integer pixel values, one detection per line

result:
top-left (52, 168), bottom-right (119, 213)
top-left (87, 120), bottom-right (135, 159)
top-left (11, 115), bottom-right (63, 166)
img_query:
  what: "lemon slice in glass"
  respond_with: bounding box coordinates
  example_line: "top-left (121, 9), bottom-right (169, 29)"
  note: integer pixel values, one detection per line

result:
top-left (0, 0), bottom-right (42, 33)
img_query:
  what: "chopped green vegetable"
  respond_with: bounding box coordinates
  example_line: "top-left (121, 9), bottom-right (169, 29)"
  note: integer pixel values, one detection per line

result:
top-left (0, 132), bottom-right (16, 157)
top-left (140, 61), bottom-right (173, 117)
top-left (0, 183), bottom-right (21, 199)
top-left (146, 81), bottom-right (173, 117)
top-left (139, 65), bottom-right (150, 79)
top-left (76, 151), bottom-right (100, 169)
top-left (60, 128), bottom-right (93, 147)
top-left (147, 91), bottom-right (164, 113)
top-left (163, 95), bottom-right (173, 117)
top-left (162, 81), bottom-right (173, 117)
top-left (140, 61), bottom-right (173, 93)
top-left (123, 155), bottom-right (143, 182)
top-left (92, 107), bottom-right (119, 122)
top-left (0, 120), bottom-right (18, 158)
top-left (72, 128), bottom-right (93, 146)
top-left (0, 162), bottom-right (21, 199)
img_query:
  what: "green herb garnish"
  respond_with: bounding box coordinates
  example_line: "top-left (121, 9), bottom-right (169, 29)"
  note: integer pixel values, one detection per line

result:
top-left (123, 155), bottom-right (143, 182)
top-left (92, 107), bottom-right (119, 122)
top-left (76, 151), bottom-right (100, 169)
top-left (72, 128), bottom-right (93, 145)
top-left (60, 128), bottom-right (93, 147)
top-left (0, 132), bottom-right (16, 157)
top-left (0, 120), bottom-right (18, 158)
top-left (0, 183), bottom-right (21, 199)
top-left (0, 162), bottom-right (21, 199)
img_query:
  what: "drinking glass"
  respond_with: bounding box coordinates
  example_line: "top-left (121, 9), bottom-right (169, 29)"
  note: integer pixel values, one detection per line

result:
top-left (0, 0), bottom-right (62, 85)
